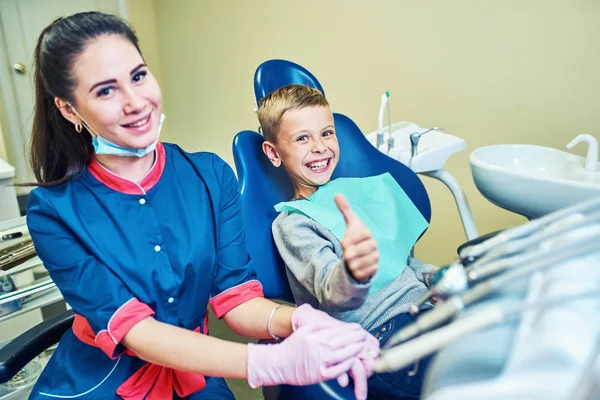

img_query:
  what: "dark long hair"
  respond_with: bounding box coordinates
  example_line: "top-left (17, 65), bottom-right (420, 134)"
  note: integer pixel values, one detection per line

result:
top-left (30, 12), bottom-right (141, 186)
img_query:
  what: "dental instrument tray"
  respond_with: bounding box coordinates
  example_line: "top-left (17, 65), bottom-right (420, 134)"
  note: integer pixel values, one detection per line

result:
top-left (366, 121), bottom-right (466, 173)
top-left (0, 241), bottom-right (36, 273)
top-left (0, 216), bottom-right (61, 323)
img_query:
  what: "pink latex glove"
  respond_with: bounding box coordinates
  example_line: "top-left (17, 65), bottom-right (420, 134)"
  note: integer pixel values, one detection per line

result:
top-left (291, 303), bottom-right (345, 331)
top-left (292, 304), bottom-right (380, 399)
top-left (336, 332), bottom-right (380, 398)
top-left (247, 323), bottom-right (366, 390)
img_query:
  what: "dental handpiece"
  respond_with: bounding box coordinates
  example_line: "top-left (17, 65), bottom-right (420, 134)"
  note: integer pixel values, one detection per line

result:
top-left (385, 231), bottom-right (600, 347)
top-left (376, 289), bottom-right (600, 373)
top-left (409, 262), bottom-right (469, 315)
top-left (465, 212), bottom-right (590, 272)
top-left (458, 197), bottom-right (600, 261)
top-left (411, 212), bottom-right (600, 316)
top-left (466, 214), bottom-right (600, 282)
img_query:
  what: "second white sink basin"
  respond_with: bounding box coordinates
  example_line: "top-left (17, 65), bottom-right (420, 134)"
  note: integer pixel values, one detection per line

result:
top-left (471, 144), bottom-right (600, 219)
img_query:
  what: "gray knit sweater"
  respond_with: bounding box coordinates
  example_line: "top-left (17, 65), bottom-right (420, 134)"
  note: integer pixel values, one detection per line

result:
top-left (272, 211), bottom-right (436, 331)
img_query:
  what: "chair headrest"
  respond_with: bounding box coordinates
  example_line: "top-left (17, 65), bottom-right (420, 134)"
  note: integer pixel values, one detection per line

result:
top-left (254, 59), bottom-right (326, 106)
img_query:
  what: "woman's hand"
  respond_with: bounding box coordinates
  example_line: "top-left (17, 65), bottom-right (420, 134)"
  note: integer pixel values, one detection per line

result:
top-left (335, 194), bottom-right (379, 283)
top-left (291, 304), bottom-right (380, 399)
top-left (247, 322), bottom-right (373, 399)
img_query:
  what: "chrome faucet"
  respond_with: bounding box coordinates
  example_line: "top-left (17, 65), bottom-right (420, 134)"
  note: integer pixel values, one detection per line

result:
top-left (408, 127), bottom-right (445, 168)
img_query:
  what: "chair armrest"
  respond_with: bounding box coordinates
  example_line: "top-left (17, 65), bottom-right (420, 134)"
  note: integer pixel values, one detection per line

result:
top-left (0, 309), bottom-right (75, 383)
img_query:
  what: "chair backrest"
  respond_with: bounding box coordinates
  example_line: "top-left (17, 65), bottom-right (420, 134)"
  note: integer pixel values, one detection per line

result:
top-left (234, 59), bottom-right (431, 302)
top-left (331, 113), bottom-right (431, 220)
top-left (233, 130), bottom-right (295, 301)
top-left (254, 59), bottom-right (325, 106)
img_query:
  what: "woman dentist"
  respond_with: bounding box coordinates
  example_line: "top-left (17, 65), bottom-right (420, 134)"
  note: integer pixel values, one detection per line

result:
top-left (25, 11), bottom-right (377, 400)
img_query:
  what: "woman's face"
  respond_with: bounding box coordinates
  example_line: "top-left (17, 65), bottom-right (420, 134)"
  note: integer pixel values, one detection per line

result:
top-left (68, 34), bottom-right (162, 150)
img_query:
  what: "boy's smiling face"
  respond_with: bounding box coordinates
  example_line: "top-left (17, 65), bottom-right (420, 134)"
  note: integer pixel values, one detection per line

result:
top-left (262, 105), bottom-right (339, 199)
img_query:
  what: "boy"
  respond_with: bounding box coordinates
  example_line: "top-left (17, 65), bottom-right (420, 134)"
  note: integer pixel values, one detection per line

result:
top-left (259, 84), bottom-right (436, 399)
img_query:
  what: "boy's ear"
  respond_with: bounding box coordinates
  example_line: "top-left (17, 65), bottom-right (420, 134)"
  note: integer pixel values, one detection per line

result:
top-left (261, 141), bottom-right (282, 167)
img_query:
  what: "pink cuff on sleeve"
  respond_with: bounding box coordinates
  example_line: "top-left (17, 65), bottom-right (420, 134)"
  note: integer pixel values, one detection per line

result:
top-left (209, 280), bottom-right (264, 318)
top-left (95, 298), bottom-right (155, 358)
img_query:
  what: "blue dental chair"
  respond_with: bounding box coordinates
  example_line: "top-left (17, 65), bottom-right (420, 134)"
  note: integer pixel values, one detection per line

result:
top-left (232, 59), bottom-right (432, 400)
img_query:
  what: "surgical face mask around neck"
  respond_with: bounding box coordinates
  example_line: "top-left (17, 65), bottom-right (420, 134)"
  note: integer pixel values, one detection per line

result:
top-left (91, 113), bottom-right (166, 157)
top-left (70, 104), bottom-right (165, 158)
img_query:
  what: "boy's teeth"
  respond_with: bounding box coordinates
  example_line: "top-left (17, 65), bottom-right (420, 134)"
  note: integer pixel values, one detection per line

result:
top-left (308, 160), bottom-right (328, 170)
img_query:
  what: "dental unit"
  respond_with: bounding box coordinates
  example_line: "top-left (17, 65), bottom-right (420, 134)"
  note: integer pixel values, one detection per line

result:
top-left (383, 222), bottom-right (600, 348)
top-left (377, 288), bottom-right (600, 373)
top-left (408, 198), bottom-right (600, 316)
top-left (459, 196), bottom-right (600, 262)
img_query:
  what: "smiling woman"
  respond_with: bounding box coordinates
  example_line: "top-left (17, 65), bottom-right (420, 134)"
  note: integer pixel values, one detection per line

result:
top-left (22, 11), bottom-right (377, 400)
top-left (58, 37), bottom-right (162, 160)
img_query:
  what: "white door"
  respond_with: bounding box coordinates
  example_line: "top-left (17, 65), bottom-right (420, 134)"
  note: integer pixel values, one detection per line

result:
top-left (0, 0), bottom-right (126, 191)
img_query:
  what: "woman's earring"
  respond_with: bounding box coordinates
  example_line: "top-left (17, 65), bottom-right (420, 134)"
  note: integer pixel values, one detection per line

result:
top-left (75, 122), bottom-right (83, 133)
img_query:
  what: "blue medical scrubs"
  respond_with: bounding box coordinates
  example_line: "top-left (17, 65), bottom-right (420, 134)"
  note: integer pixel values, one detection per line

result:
top-left (26, 143), bottom-right (264, 399)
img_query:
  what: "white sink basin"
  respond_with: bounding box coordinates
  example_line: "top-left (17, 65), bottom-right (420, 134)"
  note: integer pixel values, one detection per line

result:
top-left (470, 144), bottom-right (600, 219)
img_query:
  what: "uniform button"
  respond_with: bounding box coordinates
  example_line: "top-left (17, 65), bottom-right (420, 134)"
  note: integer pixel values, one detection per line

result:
top-left (168, 297), bottom-right (175, 304)
top-left (382, 327), bottom-right (387, 332)
top-left (139, 198), bottom-right (146, 205)
top-left (154, 245), bottom-right (161, 252)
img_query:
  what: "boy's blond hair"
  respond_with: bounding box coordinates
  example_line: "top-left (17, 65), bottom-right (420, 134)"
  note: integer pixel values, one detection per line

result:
top-left (257, 84), bottom-right (329, 143)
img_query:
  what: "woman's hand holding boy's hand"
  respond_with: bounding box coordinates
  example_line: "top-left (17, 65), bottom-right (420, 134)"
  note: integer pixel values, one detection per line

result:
top-left (335, 194), bottom-right (379, 283)
top-left (282, 304), bottom-right (380, 400)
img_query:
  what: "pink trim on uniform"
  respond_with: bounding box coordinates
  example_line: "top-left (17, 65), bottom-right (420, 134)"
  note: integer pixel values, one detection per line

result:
top-left (72, 304), bottom-right (210, 398)
top-left (72, 298), bottom-right (155, 359)
top-left (105, 299), bottom-right (155, 349)
top-left (203, 313), bottom-right (209, 334)
top-left (209, 280), bottom-right (264, 318)
top-left (117, 358), bottom-right (206, 400)
top-left (116, 326), bottom-right (206, 400)
top-left (87, 142), bottom-right (166, 195)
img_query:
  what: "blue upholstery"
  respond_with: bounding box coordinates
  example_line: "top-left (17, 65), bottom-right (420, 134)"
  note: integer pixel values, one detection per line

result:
top-left (233, 116), bottom-right (431, 301)
top-left (233, 130), bottom-right (295, 302)
top-left (331, 113), bottom-right (431, 222)
top-left (232, 59), bottom-right (432, 400)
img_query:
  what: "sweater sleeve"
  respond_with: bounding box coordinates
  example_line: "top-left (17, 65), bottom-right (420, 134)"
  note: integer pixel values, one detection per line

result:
top-left (272, 212), bottom-right (373, 311)
top-left (407, 256), bottom-right (437, 288)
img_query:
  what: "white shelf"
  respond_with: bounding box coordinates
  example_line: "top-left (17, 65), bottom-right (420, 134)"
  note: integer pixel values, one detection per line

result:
top-left (0, 287), bottom-right (62, 324)
top-left (0, 279), bottom-right (54, 306)
top-left (0, 383), bottom-right (32, 400)
top-left (0, 257), bottom-right (44, 279)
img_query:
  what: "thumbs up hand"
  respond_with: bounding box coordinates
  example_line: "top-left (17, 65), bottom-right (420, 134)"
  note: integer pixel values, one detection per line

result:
top-left (335, 195), bottom-right (379, 283)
